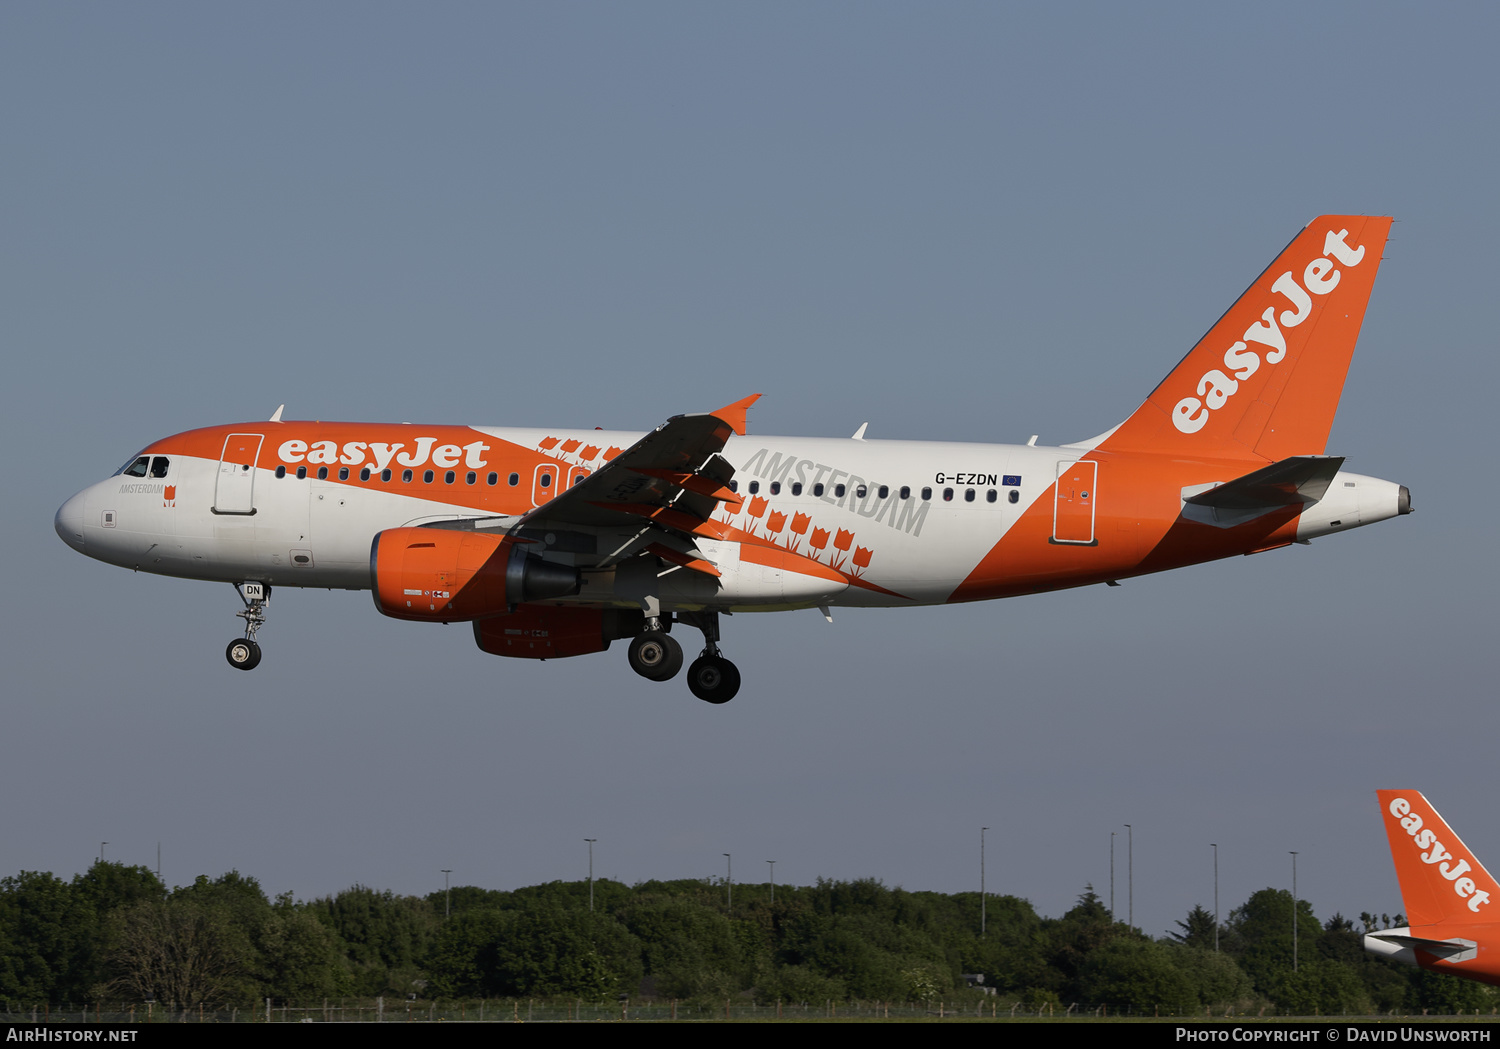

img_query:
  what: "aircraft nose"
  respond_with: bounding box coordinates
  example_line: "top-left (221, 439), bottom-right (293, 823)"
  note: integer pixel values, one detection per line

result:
top-left (55, 491), bottom-right (86, 550)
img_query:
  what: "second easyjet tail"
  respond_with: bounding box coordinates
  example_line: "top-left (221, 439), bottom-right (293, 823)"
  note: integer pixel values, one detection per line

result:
top-left (1377, 790), bottom-right (1499, 929)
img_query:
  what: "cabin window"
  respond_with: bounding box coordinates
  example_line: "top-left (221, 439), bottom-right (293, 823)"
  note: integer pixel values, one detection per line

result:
top-left (922, 487), bottom-right (932, 500)
top-left (123, 457), bottom-right (150, 478)
top-left (380, 469), bottom-right (392, 482)
top-left (402, 469), bottom-right (413, 483)
top-left (987, 489), bottom-right (997, 503)
top-left (359, 468), bottom-right (371, 481)
top-left (835, 484), bottom-right (846, 498)
top-left (508, 473), bottom-right (520, 486)
top-left (487, 472), bottom-right (498, 486)
top-left (965, 488), bottom-right (975, 502)
top-left (749, 481), bottom-right (760, 494)
top-left (275, 466), bottom-right (286, 479)
top-left (339, 467), bottom-right (350, 481)
top-left (150, 457), bottom-right (170, 478)
top-left (770, 481), bottom-right (781, 495)
top-left (317, 466), bottom-right (328, 480)
top-left (878, 485), bottom-right (889, 499)
top-left (1009, 490), bottom-right (1020, 504)
top-left (856, 485), bottom-right (867, 499)
top-left (296, 466), bottom-right (307, 480)
top-left (791, 482), bottom-right (802, 496)
top-left (423, 470), bottom-right (434, 483)
top-left (466, 471), bottom-right (477, 485)
top-left (943, 488), bottom-right (954, 502)
top-left (813, 483), bottom-right (824, 497)
top-left (900, 486), bottom-right (911, 499)
top-left (445, 471), bottom-right (456, 484)
top-left (728, 480), bottom-right (738, 493)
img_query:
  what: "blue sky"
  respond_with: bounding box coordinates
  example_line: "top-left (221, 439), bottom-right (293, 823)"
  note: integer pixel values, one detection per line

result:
top-left (4, 3), bottom-right (1496, 940)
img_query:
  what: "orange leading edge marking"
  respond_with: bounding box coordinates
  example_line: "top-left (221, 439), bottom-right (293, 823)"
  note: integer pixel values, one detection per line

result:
top-left (55, 216), bottom-right (1409, 704)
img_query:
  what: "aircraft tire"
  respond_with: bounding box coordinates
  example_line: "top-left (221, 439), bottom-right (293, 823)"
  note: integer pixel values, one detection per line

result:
top-left (226, 638), bottom-right (262, 671)
top-left (629, 632), bottom-right (683, 682)
top-left (687, 655), bottom-right (740, 704)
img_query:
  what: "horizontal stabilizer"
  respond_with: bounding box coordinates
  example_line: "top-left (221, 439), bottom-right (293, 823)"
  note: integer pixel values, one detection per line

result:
top-left (1374, 930), bottom-right (1476, 966)
top-left (1185, 456), bottom-right (1344, 511)
top-left (1366, 931), bottom-right (1479, 963)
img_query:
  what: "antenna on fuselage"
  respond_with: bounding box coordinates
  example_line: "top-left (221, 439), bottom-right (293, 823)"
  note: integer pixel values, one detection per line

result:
top-left (269, 404), bottom-right (285, 423)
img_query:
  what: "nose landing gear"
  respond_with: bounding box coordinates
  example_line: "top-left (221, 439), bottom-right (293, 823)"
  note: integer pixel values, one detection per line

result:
top-left (226, 582), bottom-right (269, 671)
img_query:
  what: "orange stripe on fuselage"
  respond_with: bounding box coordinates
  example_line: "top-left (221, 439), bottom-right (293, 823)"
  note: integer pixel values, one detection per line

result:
top-left (949, 451), bottom-right (1301, 602)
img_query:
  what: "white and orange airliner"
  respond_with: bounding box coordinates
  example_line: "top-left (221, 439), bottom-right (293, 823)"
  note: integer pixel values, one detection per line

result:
top-left (1366, 791), bottom-right (1500, 986)
top-left (56, 215), bottom-right (1409, 702)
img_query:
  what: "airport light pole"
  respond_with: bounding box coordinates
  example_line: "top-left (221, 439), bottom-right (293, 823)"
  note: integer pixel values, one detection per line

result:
top-left (724, 853), bottom-right (732, 914)
top-left (1290, 851), bottom-right (1299, 972)
top-left (1211, 843), bottom-right (1219, 952)
top-left (585, 839), bottom-right (596, 913)
top-left (99, 842), bottom-right (108, 864)
top-left (981, 827), bottom-right (989, 938)
top-left (767, 860), bottom-right (776, 905)
top-left (1125, 824), bottom-right (1133, 928)
top-left (441, 870), bottom-right (452, 919)
top-left (1110, 831), bottom-right (1115, 920)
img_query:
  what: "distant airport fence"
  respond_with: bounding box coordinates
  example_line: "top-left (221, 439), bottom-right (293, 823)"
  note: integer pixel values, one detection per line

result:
top-left (0, 997), bottom-right (1152, 1023)
top-left (5, 998), bottom-right (1490, 1022)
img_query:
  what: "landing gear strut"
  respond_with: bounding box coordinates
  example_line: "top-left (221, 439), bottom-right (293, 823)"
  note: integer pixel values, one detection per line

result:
top-left (679, 611), bottom-right (740, 704)
top-left (226, 582), bottom-right (269, 671)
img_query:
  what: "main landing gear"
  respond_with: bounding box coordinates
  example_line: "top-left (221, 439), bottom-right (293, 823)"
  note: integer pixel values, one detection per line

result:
top-left (226, 582), bottom-right (269, 671)
top-left (625, 611), bottom-right (741, 704)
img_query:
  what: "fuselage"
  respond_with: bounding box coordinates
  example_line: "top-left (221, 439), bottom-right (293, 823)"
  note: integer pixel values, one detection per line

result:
top-left (54, 418), bottom-right (1408, 613)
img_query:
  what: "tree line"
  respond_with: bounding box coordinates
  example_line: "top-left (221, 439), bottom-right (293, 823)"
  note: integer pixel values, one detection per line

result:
top-left (0, 862), bottom-right (1491, 1016)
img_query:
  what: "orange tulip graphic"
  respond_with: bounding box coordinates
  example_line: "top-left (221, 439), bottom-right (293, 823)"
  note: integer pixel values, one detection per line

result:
top-left (809, 527), bottom-right (830, 550)
top-left (580, 445), bottom-right (601, 461)
top-left (538, 436), bottom-right (560, 450)
top-left (561, 439), bottom-right (581, 454)
top-left (787, 512), bottom-right (811, 550)
top-left (766, 510), bottom-right (787, 534)
top-left (747, 496), bottom-right (768, 518)
top-left (831, 528), bottom-right (855, 569)
top-left (851, 546), bottom-right (873, 577)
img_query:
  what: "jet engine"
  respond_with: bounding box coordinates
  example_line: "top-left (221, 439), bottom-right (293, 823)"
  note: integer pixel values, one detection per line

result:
top-left (370, 528), bottom-right (580, 622)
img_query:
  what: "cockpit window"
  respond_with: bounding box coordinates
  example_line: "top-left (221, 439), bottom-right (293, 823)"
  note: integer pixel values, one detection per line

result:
top-left (120, 456), bottom-right (150, 478)
top-left (150, 457), bottom-right (170, 478)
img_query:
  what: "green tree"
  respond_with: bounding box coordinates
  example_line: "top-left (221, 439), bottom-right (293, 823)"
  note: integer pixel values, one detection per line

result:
top-left (1170, 904), bottom-right (1219, 950)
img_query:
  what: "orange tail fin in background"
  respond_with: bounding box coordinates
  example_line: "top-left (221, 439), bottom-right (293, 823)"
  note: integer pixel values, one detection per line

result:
top-left (1100, 216), bottom-right (1392, 461)
top-left (1377, 790), bottom-right (1500, 929)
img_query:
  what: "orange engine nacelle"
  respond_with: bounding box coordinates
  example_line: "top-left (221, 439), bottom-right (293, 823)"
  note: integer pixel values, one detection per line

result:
top-left (370, 528), bottom-right (580, 622)
top-left (472, 606), bottom-right (643, 660)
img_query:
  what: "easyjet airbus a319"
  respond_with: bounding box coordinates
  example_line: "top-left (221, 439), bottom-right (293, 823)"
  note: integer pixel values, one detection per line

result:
top-left (56, 216), bottom-right (1409, 703)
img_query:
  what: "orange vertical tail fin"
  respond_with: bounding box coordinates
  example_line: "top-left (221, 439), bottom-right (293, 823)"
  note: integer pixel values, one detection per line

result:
top-left (1377, 790), bottom-right (1500, 929)
top-left (1100, 216), bottom-right (1392, 461)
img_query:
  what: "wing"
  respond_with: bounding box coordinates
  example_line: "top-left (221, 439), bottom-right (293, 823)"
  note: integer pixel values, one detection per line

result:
top-left (510, 394), bottom-right (761, 575)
